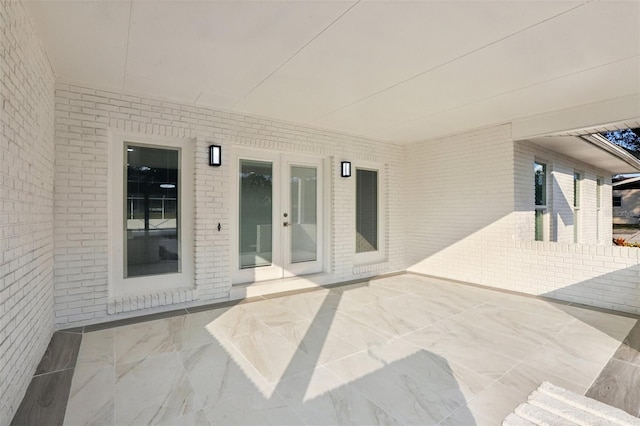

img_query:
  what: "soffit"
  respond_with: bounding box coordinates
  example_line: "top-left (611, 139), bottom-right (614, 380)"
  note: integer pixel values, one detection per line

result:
top-left (528, 135), bottom-right (640, 174)
top-left (24, 0), bottom-right (640, 144)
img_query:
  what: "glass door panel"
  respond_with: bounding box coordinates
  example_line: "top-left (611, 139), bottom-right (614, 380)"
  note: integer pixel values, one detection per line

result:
top-left (239, 160), bottom-right (273, 269)
top-left (290, 166), bottom-right (317, 264)
top-left (233, 150), bottom-right (323, 284)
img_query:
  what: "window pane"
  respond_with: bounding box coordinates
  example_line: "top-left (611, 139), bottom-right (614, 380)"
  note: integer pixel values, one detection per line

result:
top-left (534, 162), bottom-right (546, 206)
top-left (613, 196), bottom-right (622, 207)
top-left (356, 169), bottom-right (378, 253)
top-left (535, 210), bottom-right (544, 241)
top-left (125, 145), bottom-right (180, 278)
top-left (291, 166), bottom-right (317, 263)
top-left (239, 160), bottom-right (273, 269)
top-left (596, 178), bottom-right (602, 208)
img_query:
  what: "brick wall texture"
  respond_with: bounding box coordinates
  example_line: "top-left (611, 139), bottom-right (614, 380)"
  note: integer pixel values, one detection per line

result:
top-left (406, 125), bottom-right (639, 314)
top-left (3, 0), bottom-right (640, 422)
top-left (53, 83), bottom-right (407, 326)
top-left (0, 0), bottom-right (55, 423)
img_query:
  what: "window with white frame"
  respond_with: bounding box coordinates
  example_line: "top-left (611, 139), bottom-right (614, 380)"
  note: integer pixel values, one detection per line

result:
top-left (573, 171), bottom-right (581, 243)
top-left (110, 134), bottom-right (194, 297)
top-left (534, 161), bottom-right (547, 241)
top-left (354, 164), bottom-right (385, 264)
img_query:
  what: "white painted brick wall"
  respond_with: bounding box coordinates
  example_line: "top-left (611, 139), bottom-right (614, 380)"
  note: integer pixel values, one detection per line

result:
top-left (54, 84), bottom-right (407, 327)
top-left (0, 1), bottom-right (55, 423)
top-left (515, 140), bottom-right (611, 245)
top-left (407, 125), bottom-right (638, 314)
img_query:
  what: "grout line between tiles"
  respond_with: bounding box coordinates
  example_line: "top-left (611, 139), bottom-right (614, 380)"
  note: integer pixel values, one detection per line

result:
top-left (32, 366), bottom-right (76, 378)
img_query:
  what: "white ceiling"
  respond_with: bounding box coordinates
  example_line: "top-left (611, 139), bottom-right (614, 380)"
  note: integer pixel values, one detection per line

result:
top-left (25, 0), bottom-right (640, 144)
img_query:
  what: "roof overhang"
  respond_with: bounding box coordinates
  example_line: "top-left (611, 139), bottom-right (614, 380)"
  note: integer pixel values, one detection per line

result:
top-left (524, 133), bottom-right (640, 174)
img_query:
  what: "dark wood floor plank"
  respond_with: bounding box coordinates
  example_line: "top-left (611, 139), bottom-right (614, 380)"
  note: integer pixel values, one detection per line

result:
top-left (10, 369), bottom-right (74, 426)
top-left (586, 358), bottom-right (640, 417)
top-left (34, 332), bottom-right (82, 375)
top-left (59, 326), bottom-right (84, 334)
top-left (83, 308), bottom-right (189, 332)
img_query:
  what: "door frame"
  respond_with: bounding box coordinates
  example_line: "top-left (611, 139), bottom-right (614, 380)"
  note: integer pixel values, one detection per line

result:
top-left (230, 147), bottom-right (329, 285)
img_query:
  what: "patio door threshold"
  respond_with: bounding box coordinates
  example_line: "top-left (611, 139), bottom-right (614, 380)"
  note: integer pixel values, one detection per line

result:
top-left (229, 273), bottom-right (337, 300)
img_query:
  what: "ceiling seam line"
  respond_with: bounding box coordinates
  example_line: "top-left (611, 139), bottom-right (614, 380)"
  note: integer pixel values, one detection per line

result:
top-left (313, 1), bottom-right (592, 123)
top-left (376, 53), bottom-right (640, 135)
top-left (237, 0), bottom-right (361, 103)
top-left (121, 0), bottom-right (134, 90)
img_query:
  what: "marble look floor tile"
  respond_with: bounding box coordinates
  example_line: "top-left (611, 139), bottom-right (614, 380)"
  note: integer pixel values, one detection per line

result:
top-left (368, 274), bottom-right (434, 293)
top-left (324, 348), bottom-right (394, 383)
top-left (268, 291), bottom-right (340, 320)
top-left (439, 381), bottom-right (522, 426)
top-left (241, 299), bottom-right (306, 328)
top-left (63, 365), bottom-right (114, 426)
top-left (202, 399), bottom-right (304, 426)
top-left (332, 283), bottom-right (407, 305)
top-left (495, 362), bottom-right (586, 402)
top-left (115, 353), bottom-right (201, 425)
top-left (274, 367), bottom-right (399, 425)
top-left (613, 320), bottom-right (640, 366)
top-left (404, 283), bottom-right (490, 312)
top-left (378, 293), bottom-right (459, 324)
top-left (522, 345), bottom-right (605, 388)
top-left (453, 304), bottom-right (571, 346)
top-left (557, 319), bottom-right (626, 350)
top-left (35, 331), bottom-right (82, 375)
top-left (401, 336), bottom-right (521, 380)
top-left (326, 354), bottom-right (462, 425)
top-left (75, 329), bottom-right (114, 370)
top-left (156, 410), bottom-right (211, 426)
top-left (268, 319), bottom-right (361, 366)
top-left (402, 317), bottom-right (541, 364)
top-left (586, 358), bottom-right (640, 417)
top-left (114, 318), bottom-right (176, 365)
top-left (11, 369), bottom-right (74, 426)
top-left (340, 301), bottom-right (425, 337)
top-left (542, 329), bottom-right (619, 366)
top-left (560, 304), bottom-right (637, 341)
top-left (180, 339), bottom-right (304, 425)
top-left (201, 305), bottom-right (268, 340)
top-left (427, 280), bottom-right (503, 304)
top-left (314, 311), bottom-right (394, 350)
top-left (170, 311), bottom-right (221, 351)
top-left (179, 339), bottom-right (275, 408)
top-left (489, 293), bottom-right (575, 324)
top-left (229, 326), bottom-right (318, 383)
top-left (367, 339), bottom-right (494, 400)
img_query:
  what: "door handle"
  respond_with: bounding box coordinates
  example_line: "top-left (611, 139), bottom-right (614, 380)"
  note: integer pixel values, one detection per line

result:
top-left (283, 222), bottom-right (289, 227)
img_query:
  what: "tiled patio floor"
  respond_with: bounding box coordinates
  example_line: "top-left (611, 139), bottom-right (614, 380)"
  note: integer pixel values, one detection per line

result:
top-left (18, 274), bottom-right (640, 425)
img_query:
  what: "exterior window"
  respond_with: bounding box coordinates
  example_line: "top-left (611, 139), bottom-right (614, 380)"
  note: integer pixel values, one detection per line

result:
top-left (356, 169), bottom-right (378, 253)
top-left (534, 162), bottom-right (547, 241)
top-left (354, 164), bottom-right (385, 264)
top-left (574, 172), bottom-right (581, 243)
top-left (613, 196), bottom-right (622, 207)
top-left (110, 135), bottom-right (194, 298)
top-left (125, 145), bottom-right (180, 277)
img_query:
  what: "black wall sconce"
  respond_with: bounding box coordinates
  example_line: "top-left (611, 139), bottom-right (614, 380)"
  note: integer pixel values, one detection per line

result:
top-left (209, 145), bottom-right (222, 167)
top-left (341, 161), bottom-right (351, 178)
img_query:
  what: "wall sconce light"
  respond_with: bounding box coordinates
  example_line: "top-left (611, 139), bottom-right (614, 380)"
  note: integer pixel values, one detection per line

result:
top-left (209, 145), bottom-right (222, 167)
top-left (341, 161), bottom-right (351, 178)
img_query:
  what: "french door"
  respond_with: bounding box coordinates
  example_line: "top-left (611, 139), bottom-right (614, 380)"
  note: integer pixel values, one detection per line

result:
top-left (232, 149), bottom-right (324, 284)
